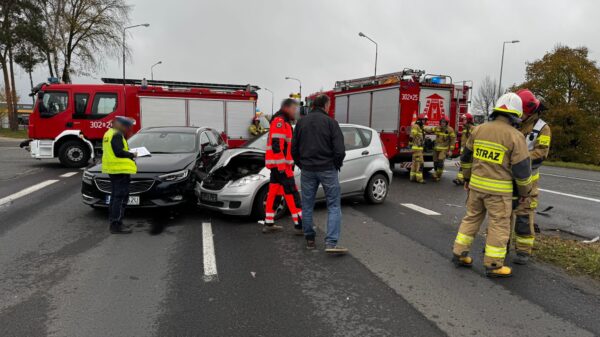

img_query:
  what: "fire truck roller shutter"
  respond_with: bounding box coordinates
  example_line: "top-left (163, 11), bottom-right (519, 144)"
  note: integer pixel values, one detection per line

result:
top-left (335, 96), bottom-right (349, 123)
top-left (348, 92), bottom-right (371, 127)
top-left (226, 101), bottom-right (255, 139)
top-left (189, 99), bottom-right (225, 131)
top-left (140, 97), bottom-right (187, 128)
top-left (371, 88), bottom-right (400, 132)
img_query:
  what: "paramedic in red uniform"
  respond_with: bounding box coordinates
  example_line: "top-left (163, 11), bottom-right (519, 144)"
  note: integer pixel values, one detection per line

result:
top-left (262, 99), bottom-right (303, 234)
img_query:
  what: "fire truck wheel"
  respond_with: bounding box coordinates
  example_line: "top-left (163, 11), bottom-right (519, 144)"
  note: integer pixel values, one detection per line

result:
top-left (364, 173), bottom-right (388, 204)
top-left (58, 140), bottom-right (91, 168)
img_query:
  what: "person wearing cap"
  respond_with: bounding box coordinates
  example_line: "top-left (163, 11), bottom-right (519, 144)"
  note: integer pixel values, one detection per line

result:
top-left (248, 116), bottom-right (266, 137)
top-left (102, 116), bottom-right (137, 234)
top-left (451, 93), bottom-right (532, 278)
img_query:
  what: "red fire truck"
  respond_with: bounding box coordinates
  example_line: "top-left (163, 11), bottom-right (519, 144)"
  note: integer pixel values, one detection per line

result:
top-left (306, 69), bottom-right (471, 168)
top-left (22, 78), bottom-right (259, 167)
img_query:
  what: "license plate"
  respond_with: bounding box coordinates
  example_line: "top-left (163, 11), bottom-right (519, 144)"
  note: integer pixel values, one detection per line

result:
top-left (105, 195), bottom-right (140, 205)
top-left (201, 192), bottom-right (217, 202)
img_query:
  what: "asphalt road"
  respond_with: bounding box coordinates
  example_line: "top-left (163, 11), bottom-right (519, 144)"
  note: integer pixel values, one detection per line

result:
top-left (1, 137), bottom-right (599, 337)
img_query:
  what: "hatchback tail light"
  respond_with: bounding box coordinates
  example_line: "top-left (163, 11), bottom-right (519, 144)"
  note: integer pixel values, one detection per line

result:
top-left (380, 137), bottom-right (389, 158)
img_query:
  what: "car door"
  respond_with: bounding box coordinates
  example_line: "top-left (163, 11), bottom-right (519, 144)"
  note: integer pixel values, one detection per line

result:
top-left (338, 127), bottom-right (371, 194)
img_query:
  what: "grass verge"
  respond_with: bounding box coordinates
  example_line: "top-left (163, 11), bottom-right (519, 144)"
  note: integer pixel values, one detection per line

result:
top-left (534, 234), bottom-right (600, 281)
top-left (544, 160), bottom-right (600, 172)
top-left (0, 128), bottom-right (28, 139)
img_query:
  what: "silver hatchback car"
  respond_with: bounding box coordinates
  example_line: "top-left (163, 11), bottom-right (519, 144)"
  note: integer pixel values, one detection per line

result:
top-left (196, 124), bottom-right (392, 219)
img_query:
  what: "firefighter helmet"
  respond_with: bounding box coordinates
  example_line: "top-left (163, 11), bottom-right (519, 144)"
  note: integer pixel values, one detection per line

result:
top-left (516, 89), bottom-right (540, 117)
top-left (462, 113), bottom-right (474, 124)
top-left (417, 113), bottom-right (428, 121)
top-left (493, 93), bottom-right (523, 118)
top-left (439, 116), bottom-right (449, 125)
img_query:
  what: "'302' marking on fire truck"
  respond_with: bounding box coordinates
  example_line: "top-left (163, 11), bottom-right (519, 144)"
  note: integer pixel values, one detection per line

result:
top-left (401, 94), bottom-right (419, 101)
top-left (90, 121), bottom-right (112, 129)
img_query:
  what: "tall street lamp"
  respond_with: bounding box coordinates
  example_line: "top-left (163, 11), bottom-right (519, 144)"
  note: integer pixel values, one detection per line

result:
top-left (122, 23), bottom-right (150, 85)
top-left (285, 76), bottom-right (302, 101)
top-left (359, 32), bottom-right (378, 78)
top-left (151, 61), bottom-right (162, 80)
top-left (263, 87), bottom-right (274, 116)
top-left (498, 40), bottom-right (520, 95)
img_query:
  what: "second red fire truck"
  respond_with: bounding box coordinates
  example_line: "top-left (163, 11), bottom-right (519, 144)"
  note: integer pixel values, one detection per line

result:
top-left (306, 69), bottom-right (471, 168)
top-left (23, 78), bottom-right (259, 167)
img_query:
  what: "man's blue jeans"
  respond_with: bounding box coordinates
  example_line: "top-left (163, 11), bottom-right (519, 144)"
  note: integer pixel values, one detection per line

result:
top-left (301, 169), bottom-right (341, 246)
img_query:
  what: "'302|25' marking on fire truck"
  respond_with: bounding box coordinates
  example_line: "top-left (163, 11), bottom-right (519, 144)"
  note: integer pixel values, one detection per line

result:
top-left (90, 121), bottom-right (112, 129)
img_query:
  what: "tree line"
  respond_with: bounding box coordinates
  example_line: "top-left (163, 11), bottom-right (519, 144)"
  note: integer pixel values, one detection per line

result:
top-left (473, 45), bottom-right (600, 165)
top-left (0, 0), bottom-right (130, 130)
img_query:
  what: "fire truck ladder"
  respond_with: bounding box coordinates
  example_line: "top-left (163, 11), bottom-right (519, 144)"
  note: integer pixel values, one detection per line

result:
top-left (334, 68), bottom-right (425, 90)
top-left (101, 78), bottom-right (260, 92)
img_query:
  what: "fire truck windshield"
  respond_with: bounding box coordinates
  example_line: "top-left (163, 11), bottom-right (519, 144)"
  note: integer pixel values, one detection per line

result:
top-left (38, 91), bottom-right (69, 117)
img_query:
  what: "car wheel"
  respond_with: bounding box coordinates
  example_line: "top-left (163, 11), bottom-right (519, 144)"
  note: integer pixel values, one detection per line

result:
top-left (58, 140), bottom-right (90, 168)
top-left (251, 186), bottom-right (287, 220)
top-left (364, 173), bottom-right (388, 204)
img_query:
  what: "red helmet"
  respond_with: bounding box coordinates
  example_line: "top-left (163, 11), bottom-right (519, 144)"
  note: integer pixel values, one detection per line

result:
top-left (439, 116), bottom-right (449, 125)
top-left (516, 89), bottom-right (540, 117)
top-left (462, 113), bottom-right (474, 123)
top-left (417, 113), bottom-right (428, 120)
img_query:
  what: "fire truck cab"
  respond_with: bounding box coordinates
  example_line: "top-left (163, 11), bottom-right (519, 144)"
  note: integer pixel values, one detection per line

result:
top-left (306, 69), bottom-right (470, 169)
top-left (24, 78), bottom-right (259, 168)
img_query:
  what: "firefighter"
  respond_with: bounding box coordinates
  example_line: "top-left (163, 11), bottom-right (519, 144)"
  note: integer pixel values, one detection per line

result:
top-left (263, 99), bottom-right (302, 234)
top-left (452, 93), bottom-right (532, 278)
top-left (430, 116), bottom-right (456, 182)
top-left (248, 116), bottom-right (266, 137)
top-left (512, 89), bottom-right (551, 265)
top-left (410, 113), bottom-right (429, 184)
top-left (102, 116), bottom-right (137, 234)
top-left (453, 113), bottom-right (475, 186)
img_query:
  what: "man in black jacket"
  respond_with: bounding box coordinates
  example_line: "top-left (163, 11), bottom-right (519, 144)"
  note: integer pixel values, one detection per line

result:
top-left (292, 94), bottom-right (347, 253)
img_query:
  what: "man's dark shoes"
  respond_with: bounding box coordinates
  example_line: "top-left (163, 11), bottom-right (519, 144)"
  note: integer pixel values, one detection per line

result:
top-left (325, 245), bottom-right (348, 254)
top-left (110, 223), bottom-right (132, 234)
top-left (262, 224), bottom-right (283, 234)
top-left (294, 225), bottom-right (304, 236)
top-left (306, 239), bottom-right (316, 250)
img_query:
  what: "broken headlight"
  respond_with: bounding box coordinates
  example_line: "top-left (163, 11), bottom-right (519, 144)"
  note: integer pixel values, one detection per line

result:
top-left (229, 174), bottom-right (264, 188)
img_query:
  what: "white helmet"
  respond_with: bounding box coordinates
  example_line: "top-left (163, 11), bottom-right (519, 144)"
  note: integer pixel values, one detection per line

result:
top-left (493, 93), bottom-right (523, 118)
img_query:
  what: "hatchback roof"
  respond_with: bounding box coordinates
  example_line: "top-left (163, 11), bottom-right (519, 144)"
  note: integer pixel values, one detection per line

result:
top-left (140, 126), bottom-right (207, 134)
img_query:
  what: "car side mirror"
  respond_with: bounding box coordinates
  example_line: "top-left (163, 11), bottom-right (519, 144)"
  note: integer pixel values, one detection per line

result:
top-left (203, 145), bottom-right (217, 155)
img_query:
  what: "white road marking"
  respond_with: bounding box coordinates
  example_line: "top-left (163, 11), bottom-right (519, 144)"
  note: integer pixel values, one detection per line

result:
top-left (0, 180), bottom-right (59, 207)
top-left (540, 173), bottom-right (600, 183)
top-left (401, 203), bottom-right (441, 215)
top-left (539, 188), bottom-right (600, 203)
top-left (202, 222), bottom-right (218, 282)
top-left (60, 172), bottom-right (79, 178)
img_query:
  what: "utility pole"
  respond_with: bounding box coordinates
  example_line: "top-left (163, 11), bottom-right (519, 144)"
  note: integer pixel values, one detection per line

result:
top-left (498, 40), bottom-right (520, 96)
top-left (122, 23), bottom-right (150, 85)
top-left (359, 32), bottom-right (378, 78)
top-left (151, 61), bottom-right (162, 80)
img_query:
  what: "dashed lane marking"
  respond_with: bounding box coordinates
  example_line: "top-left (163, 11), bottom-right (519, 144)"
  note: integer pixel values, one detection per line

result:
top-left (0, 180), bottom-right (59, 207)
top-left (202, 222), bottom-right (219, 282)
top-left (539, 188), bottom-right (600, 203)
top-left (60, 172), bottom-right (79, 178)
top-left (400, 203), bottom-right (441, 215)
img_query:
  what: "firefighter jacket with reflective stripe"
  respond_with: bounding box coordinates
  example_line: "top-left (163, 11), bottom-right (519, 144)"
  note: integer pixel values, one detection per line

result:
top-left (460, 123), bottom-right (474, 149)
top-left (266, 112), bottom-right (294, 171)
top-left (460, 116), bottom-right (532, 197)
top-left (102, 128), bottom-right (137, 174)
top-left (430, 125), bottom-right (456, 151)
top-left (410, 123), bottom-right (426, 151)
top-left (521, 115), bottom-right (551, 171)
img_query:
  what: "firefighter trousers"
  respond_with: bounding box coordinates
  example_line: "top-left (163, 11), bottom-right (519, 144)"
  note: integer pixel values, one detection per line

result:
top-left (432, 150), bottom-right (447, 180)
top-left (410, 151), bottom-right (424, 183)
top-left (512, 177), bottom-right (539, 255)
top-left (265, 169), bottom-right (302, 228)
top-left (453, 189), bottom-right (512, 269)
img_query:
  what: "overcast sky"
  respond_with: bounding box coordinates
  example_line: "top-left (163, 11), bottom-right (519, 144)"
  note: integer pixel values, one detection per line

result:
top-left (14, 0), bottom-right (600, 114)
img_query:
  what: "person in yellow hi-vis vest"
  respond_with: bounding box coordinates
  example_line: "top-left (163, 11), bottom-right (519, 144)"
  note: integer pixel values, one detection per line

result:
top-left (452, 93), bottom-right (532, 278)
top-left (102, 116), bottom-right (137, 234)
top-left (511, 89), bottom-right (552, 265)
top-left (429, 116), bottom-right (456, 182)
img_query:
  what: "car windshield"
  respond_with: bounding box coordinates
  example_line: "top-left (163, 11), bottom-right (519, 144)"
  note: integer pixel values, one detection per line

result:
top-left (242, 132), bottom-right (268, 150)
top-left (128, 131), bottom-right (197, 154)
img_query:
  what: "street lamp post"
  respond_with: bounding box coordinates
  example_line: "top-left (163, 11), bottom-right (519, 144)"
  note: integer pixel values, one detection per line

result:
top-left (151, 61), bottom-right (162, 80)
top-left (359, 32), bottom-right (378, 78)
top-left (498, 40), bottom-right (520, 95)
top-left (122, 23), bottom-right (150, 85)
top-left (263, 87), bottom-right (274, 116)
top-left (285, 76), bottom-right (302, 101)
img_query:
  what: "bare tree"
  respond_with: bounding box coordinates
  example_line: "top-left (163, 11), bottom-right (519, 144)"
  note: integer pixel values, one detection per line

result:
top-left (39, 0), bottom-right (131, 83)
top-left (473, 76), bottom-right (502, 119)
